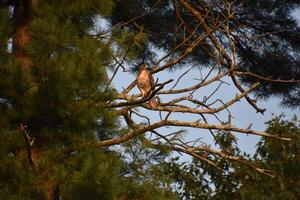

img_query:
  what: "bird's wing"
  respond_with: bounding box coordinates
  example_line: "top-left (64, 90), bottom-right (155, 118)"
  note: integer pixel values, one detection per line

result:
top-left (148, 71), bottom-right (155, 88)
top-left (137, 73), bottom-right (147, 88)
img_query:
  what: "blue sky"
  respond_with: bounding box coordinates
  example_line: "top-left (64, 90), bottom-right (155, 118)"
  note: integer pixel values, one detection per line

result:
top-left (111, 67), bottom-right (298, 156)
top-left (109, 8), bottom-right (300, 158)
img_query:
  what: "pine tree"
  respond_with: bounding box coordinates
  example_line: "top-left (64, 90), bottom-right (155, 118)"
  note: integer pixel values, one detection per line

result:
top-left (0, 0), bottom-right (120, 199)
top-left (0, 1), bottom-right (182, 199)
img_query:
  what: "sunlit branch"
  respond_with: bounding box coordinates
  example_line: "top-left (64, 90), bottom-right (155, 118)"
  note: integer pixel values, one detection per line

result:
top-left (144, 82), bottom-right (260, 115)
top-left (108, 79), bottom-right (173, 108)
top-left (96, 118), bottom-right (290, 148)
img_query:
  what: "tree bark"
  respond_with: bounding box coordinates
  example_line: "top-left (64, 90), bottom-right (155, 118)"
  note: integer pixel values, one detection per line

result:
top-left (13, 0), bottom-right (38, 69)
top-left (12, 1), bottom-right (60, 200)
top-left (45, 184), bottom-right (60, 200)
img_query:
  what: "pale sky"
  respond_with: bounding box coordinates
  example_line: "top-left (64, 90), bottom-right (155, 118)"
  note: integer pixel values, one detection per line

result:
top-left (108, 8), bottom-right (300, 158)
top-left (111, 67), bottom-right (298, 156)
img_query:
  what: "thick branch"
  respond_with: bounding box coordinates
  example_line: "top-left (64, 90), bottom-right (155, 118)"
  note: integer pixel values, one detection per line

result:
top-left (236, 71), bottom-right (300, 83)
top-left (17, 123), bottom-right (36, 171)
top-left (96, 119), bottom-right (290, 148)
top-left (108, 79), bottom-right (173, 108)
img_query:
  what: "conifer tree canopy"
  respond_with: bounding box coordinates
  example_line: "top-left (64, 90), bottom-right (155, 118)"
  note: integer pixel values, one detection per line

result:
top-left (1, 1), bottom-right (176, 199)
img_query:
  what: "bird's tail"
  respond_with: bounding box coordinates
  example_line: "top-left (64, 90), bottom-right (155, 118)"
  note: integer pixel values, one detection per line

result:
top-left (149, 97), bottom-right (158, 109)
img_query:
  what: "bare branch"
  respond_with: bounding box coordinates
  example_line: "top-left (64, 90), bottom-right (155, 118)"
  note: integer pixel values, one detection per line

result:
top-left (145, 82), bottom-right (260, 115)
top-left (108, 79), bottom-right (173, 108)
top-left (17, 124), bottom-right (36, 172)
top-left (96, 118), bottom-right (290, 148)
top-left (236, 71), bottom-right (300, 83)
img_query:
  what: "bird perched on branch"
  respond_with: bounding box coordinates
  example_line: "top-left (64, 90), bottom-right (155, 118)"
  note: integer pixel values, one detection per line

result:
top-left (136, 64), bottom-right (158, 109)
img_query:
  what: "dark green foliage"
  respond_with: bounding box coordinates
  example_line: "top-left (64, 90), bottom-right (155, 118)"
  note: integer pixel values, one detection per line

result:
top-left (162, 159), bottom-right (213, 199)
top-left (0, 0), bottom-right (118, 143)
top-left (0, 1), bottom-right (177, 199)
top-left (27, 1), bottom-right (116, 138)
top-left (164, 117), bottom-right (300, 200)
top-left (238, 116), bottom-right (300, 200)
top-left (0, 130), bottom-right (44, 200)
top-left (60, 150), bottom-right (123, 200)
top-left (234, 0), bottom-right (300, 107)
top-left (0, 0), bottom-right (121, 198)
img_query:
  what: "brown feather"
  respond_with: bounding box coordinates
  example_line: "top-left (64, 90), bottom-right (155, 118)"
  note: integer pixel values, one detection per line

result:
top-left (136, 64), bottom-right (158, 109)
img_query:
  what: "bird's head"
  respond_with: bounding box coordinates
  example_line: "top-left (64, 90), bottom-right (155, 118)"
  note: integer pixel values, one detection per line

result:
top-left (139, 64), bottom-right (148, 71)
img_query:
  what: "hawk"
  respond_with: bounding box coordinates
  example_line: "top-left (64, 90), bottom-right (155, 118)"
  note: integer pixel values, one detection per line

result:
top-left (136, 64), bottom-right (158, 109)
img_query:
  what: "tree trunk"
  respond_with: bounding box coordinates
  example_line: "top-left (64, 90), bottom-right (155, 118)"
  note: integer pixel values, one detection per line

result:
top-left (13, 1), bottom-right (60, 200)
top-left (13, 0), bottom-right (38, 69)
top-left (45, 184), bottom-right (60, 200)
